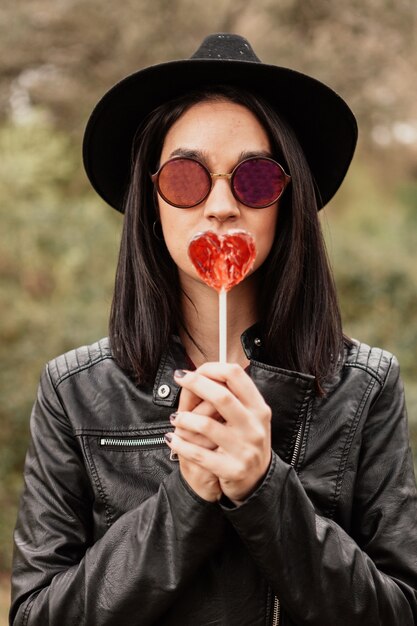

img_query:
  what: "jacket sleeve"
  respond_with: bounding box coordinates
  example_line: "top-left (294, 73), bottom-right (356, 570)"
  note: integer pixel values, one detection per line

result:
top-left (10, 364), bottom-right (226, 626)
top-left (221, 356), bottom-right (417, 625)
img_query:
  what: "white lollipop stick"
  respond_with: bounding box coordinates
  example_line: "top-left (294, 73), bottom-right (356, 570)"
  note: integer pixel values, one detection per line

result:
top-left (219, 288), bottom-right (227, 363)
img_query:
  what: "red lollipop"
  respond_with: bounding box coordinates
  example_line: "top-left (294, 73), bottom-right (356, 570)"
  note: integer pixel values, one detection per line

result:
top-left (188, 230), bottom-right (256, 292)
top-left (188, 230), bottom-right (257, 362)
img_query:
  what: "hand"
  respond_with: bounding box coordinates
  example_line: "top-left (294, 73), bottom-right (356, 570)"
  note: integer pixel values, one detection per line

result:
top-left (170, 383), bottom-right (222, 503)
top-left (166, 363), bottom-right (272, 504)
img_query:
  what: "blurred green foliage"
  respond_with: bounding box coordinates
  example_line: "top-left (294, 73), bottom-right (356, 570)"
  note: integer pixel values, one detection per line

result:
top-left (324, 160), bottom-right (417, 378)
top-left (0, 119), bottom-right (122, 570)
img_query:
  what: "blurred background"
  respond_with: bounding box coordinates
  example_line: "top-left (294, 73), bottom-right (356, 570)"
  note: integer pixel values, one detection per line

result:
top-left (1, 0), bottom-right (417, 618)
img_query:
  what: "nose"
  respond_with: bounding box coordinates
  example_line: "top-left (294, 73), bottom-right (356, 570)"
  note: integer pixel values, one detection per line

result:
top-left (203, 176), bottom-right (240, 223)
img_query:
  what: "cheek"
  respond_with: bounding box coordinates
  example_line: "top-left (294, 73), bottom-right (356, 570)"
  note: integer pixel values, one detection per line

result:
top-left (158, 201), bottom-right (171, 237)
top-left (253, 206), bottom-right (279, 268)
top-left (159, 207), bottom-right (177, 254)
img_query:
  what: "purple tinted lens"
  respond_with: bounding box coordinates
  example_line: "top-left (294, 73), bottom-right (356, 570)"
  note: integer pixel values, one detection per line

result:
top-left (158, 158), bottom-right (210, 207)
top-left (233, 158), bottom-right (286, 207)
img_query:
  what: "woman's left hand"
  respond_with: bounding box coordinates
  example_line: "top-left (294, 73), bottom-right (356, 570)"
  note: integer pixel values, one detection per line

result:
top-left (167, 363), bottom-right (272, 504)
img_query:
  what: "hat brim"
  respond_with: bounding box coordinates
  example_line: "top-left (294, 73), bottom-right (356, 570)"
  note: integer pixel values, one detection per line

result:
top-left (83, 58), bottom-right (358, 212)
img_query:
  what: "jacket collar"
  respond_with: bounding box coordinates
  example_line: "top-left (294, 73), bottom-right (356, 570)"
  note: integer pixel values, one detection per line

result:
top-left (152, 326), bottom-right (315, 464)
top-left (152, 324), bottom-right (266, 407)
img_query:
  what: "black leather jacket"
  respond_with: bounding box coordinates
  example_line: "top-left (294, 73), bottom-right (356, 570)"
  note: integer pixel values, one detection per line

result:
top-left (10, 329), bottom-right (417, 625)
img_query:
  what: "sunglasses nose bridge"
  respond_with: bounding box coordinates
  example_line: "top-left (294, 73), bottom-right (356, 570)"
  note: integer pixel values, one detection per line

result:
top-left (203, 171), bottom-right (240, 221)
top-left (208, 172), bottom-right (234, 197)
top-left (210, 172), bottom-right (232, 180)
top-left (207, 171), bottom-right (236, 200)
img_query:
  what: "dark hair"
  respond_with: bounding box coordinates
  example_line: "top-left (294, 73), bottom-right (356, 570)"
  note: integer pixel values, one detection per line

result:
top-left (109, 85), bottom-right (347, 392)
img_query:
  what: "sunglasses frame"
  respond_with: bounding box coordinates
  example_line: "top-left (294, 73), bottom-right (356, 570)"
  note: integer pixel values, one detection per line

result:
top-left (151, 155), bottom-right (291, 209)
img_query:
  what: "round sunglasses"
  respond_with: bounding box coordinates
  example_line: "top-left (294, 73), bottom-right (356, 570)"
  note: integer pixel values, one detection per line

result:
top-left (151, 156), bottom-right (291, 209)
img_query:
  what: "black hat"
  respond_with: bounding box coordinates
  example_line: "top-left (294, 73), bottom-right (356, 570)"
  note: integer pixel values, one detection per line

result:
top-left (83, 33), bottom-right (357, 212)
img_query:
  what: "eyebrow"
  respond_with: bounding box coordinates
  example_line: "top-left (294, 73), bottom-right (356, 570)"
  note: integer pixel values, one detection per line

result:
top-left (168, 147), bottom-right (273, 167)
top-left (169, 148), bottom-right (210, 160)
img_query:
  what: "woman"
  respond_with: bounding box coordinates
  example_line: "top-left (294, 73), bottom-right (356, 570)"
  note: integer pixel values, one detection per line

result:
top-left (10, 33), bottom-right (417, 626)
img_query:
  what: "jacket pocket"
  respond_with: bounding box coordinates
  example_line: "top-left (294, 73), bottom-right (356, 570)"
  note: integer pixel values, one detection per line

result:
top-left (82, 428), bottom-right (176, 530)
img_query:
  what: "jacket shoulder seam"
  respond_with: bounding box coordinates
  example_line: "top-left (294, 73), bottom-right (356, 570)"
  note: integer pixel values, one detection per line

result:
top-left (343, 340), bottom-right (394, 387)
top-left (47, 339), bottom-right (113, 389)
top-left (53, 354), bottom-right (114, 388)
top-left (343, 362), bottom-right (384, 386)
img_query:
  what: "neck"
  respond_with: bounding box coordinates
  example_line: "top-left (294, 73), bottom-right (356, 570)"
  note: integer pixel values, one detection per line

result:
top-left (179, 273), bottom-right (259, 368)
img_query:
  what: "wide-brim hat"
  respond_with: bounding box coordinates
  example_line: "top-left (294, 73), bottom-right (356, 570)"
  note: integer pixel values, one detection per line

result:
top-left (83, 33), bottom-right (357, 212)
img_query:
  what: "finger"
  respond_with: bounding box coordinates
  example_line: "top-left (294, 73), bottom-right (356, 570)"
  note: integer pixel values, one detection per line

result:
top-left (174, 369), bottom-right (248, 424)
top-left (177, 381), bottom-right (203, 413)
top-left (172, 412), bottom-right (229, 448)
top-left (174, 425), bottom-right (217, 450)
top-left (166, 431), bottom-right (226, 475)
top-left (177, 386), bottom-right (220, 419)
top-left (173, 411), bottom-right (269, 460)
top-left (192, 400), bottom-right (223, 421)
top-left (166, 432), bottom-right (272, 502)
top-left (195, 362), bottom-right (268, 411)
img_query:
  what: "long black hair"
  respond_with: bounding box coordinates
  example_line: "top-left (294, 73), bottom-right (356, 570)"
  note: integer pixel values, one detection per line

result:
top-left (109, 86), bottom-right (347, 392)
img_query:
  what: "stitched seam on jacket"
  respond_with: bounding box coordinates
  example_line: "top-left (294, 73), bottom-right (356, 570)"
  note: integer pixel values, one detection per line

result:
top-left (289, 387), bottom-right (314, 468)
top-left (296, 392), bottom-right (315, 470)
top-left (152, 349), bottom-right (169, 398)
top-left (344, 341), bottom-right (389, 385)
top-left (83, 436), bottom-right (114, 528)
top-left (250, 358), bottom-right (315, 383)
top-left (326, 376), bottom-right (378, 519)
top-left (368, 353), bottom-right (394, 407)
top-left (152, 350), bottom-right (171, 404)
top-left (73, 426), bottom-right (169, 435)
top-left (228, 453), bottom-right (279, 514)
top-left (344, 362), bottom-right (383, 386)
top-left (53, 354), bottom-right (114, 388)
top-left (21, 592), bottom-right (37, 626)
top-left (265, 585), bottom-right (272, 626)
top-left (45, 363), bottom-right (82, 445)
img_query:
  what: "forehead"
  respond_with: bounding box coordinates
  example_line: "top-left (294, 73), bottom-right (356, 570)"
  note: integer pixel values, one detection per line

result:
top-left (160, 100), bottom-right (271, 163)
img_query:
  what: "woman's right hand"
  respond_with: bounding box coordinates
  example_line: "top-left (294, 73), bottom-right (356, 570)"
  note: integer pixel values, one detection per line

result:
top-left (172, 382), bottom-right (222, 502)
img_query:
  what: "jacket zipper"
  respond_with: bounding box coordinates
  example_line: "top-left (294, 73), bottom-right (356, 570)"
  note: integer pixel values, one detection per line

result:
top-left (271, 420), bottom-right (304, 626)
top-left (99, 434), bottom-right (178, 460)
top-left (100, 436), bottom-right (166, 447)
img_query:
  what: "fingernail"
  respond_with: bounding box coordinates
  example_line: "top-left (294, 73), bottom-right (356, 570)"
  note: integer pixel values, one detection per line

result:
top-left (169, 412), bottom-right (177, 423)
top-left (174, 369), bottom-right (187, 378)
top-left (164, 433), bottom-right (173, 444)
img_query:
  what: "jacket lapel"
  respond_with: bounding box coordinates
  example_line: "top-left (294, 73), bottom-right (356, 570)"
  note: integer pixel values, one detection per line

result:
top-left (248, 362), bottom-right (315, 464)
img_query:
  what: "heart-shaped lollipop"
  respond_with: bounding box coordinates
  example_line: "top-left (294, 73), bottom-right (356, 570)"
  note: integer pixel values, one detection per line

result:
top-left (188, 230), bottom-right (257, 362)
top-left (188, 230), bottom-right (256, 292)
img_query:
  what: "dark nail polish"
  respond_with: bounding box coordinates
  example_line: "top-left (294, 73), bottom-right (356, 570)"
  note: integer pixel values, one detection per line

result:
top-left (174, 369), bottom-right (187, 378)
top-left (169, 412), bottom-right (177, 423)
top-left (164, 433), bottom-right (173, 443)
